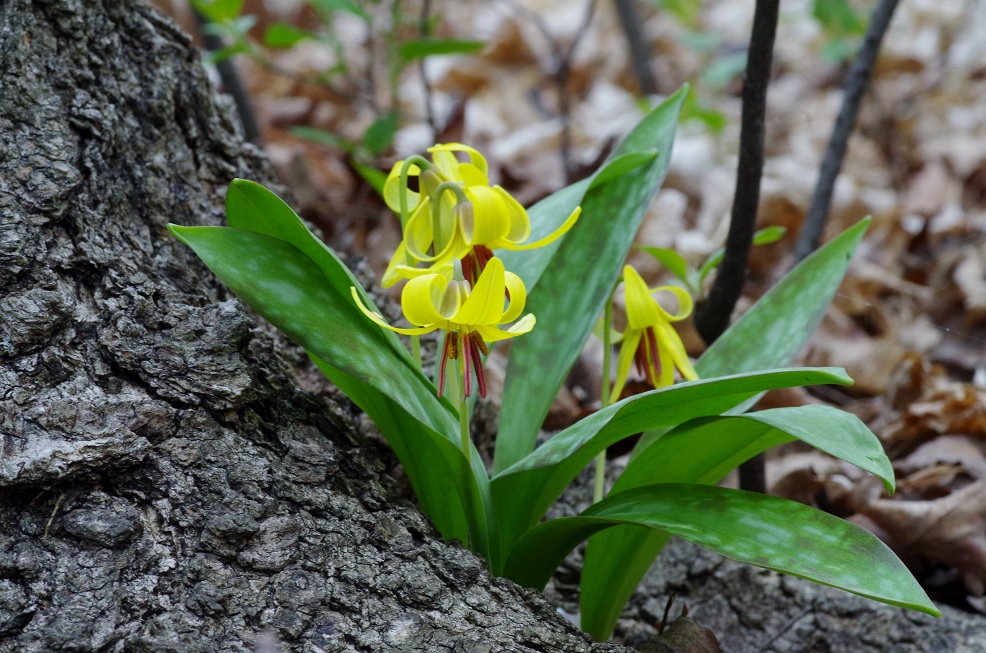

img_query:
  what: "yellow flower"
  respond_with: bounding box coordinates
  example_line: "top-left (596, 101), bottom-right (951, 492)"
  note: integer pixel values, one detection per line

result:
top-left (380, 143), bottom-right (581, 287)
top-left (610, 265), bottom-right (698, 403)
top-left (352, 257), bottom-right (534, 397)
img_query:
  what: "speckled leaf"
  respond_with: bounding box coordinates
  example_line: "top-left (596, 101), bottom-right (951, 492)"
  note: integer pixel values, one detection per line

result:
top-left (579, 405), bottom-right (895, 640)
top-left (494, 87), bottom-right (688, 475)
top-left (503, 484), bottom-right (940, 622)
top-left (632, 218), bottom-right (872, 456)
top-left (696, 218), bottom-right (870, 379)
top-left (489, 367), bottom-right (851, 570)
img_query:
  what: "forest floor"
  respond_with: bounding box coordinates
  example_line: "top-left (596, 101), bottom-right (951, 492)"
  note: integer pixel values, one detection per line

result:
top-left (159, 0), bottom-right (986, 626)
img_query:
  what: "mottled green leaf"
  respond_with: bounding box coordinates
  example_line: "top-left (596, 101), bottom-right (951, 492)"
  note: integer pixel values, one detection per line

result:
top-left (696, 218), bottom-right (870, 379)
top-left (504, 484), bottom-right (939, 621)
top-left (580, 405), bottom-right (894, 639)
top-left (489, 367), bottom-right (851, 569)
top-left (494, 87), bottom-right (688, 475)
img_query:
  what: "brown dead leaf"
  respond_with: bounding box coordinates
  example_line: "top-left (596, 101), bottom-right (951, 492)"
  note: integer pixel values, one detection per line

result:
top-left (883, 368), bottom-right (986, 452)
top-left (635, 616), bottom-right (722, 653)
top-left (856, 481), bottom-right (986, 595)
top-left (898, 434), bottom-right (986, 483)
top-left (953, 240), bottom-right (986, 327)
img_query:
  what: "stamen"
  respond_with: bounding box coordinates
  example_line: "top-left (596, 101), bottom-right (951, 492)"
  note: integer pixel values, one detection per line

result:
top-left (634, 338), bottom-right (648, 377)
top-left (475, 245), bottom-right (493, 270)
top-left (437, 332), bottom-right (460, 398)
top-left (645, 327), bottom-right (662, 386)
top-left (463, 332), bottom-right (472, 397)
top-left (470, 330), bottom-right (489, 356)
top-left (468, 333), bottom-right (488, 398)
top-left (461, 251), bottom-right (478, 286)
top-left (447, 331), bottom-right (460, 360)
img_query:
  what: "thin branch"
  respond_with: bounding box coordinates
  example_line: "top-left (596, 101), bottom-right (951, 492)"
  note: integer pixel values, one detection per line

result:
top-left (501, 0), bottom-right (598, 183)
top-left (418, 0), bottom-right (438, 142)
top-left (192, 9), bottom-right (262, 144)
top-left (694, 0), bottom-right (780, 344)
top-left (792, 0), bottom-right (900, 264)
top-left (693, 0), bottom-right (780, 496)
top-left (614, 0), bottom-right (657, 95)
top-left (557, 0), bottom-right (598, 182)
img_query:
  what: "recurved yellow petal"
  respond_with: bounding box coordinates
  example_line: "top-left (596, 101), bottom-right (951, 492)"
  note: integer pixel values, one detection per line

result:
top-left (500, 270), bottom-right (527, 323)
top-left (475, 313), bottom-right (536, 342)
top-left (655, 320), bottom-right (698, 381)
top-left (383, 160), bottom-right (422, 213)
top-left (429, 142), bottom-right (489, 177)
top-left (401, 274), bottom-right (452, 326)
top-left (503, 207), bottom-right (581, 250)
top-left (350, 287), bottom-right (436, 336)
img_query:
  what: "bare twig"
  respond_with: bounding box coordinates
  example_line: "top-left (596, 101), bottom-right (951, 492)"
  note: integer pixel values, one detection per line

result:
top-left (692, 0), bottom-right (780, 495)
top-left (418, 0), bottom-right (438, 142)
top-left (694, 0), bottom-right (780, 345)
top-left (614, 0), bottom-right (657, 94)
top-left (792, 0), bottom-right (900, 264)
top-left (502, 0), bottom-right (598, 183)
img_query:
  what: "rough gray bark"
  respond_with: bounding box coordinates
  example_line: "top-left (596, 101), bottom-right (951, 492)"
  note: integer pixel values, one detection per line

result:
top-left (0, 2), bottom-right (631, 651)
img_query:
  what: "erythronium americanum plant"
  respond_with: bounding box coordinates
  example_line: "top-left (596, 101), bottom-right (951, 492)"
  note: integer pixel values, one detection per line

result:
top-left (169, 88), bottom-right (939, 642)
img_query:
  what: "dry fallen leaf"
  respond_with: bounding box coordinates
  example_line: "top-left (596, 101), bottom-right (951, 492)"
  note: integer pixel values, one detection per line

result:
top-left (635, 616), bottom-right (723, 653)
top-left (855, 481), bottom-right (986, 596)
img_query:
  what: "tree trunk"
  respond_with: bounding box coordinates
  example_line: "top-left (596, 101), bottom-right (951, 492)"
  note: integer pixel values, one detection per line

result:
top-left (0, 2), bottom-right (629, 651)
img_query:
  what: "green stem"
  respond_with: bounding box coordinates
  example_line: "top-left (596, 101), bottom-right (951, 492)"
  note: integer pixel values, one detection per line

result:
top-left (594, 282), bottom-right (618, 503)
top-left (411, 334), bottom-right (422, 368)
top-left (458, 354), bottom-right (472, 469)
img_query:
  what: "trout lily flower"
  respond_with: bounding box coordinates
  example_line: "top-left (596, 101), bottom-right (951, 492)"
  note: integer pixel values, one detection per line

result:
top-left (610, 265), bottom-right (698, 403)
top-left (381, 143), bottom-right (581, 287)
top-left (352, 257), bottom-right (534, 398)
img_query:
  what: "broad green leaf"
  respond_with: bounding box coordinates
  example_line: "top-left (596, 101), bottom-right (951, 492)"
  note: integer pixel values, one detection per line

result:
top-left (494, 86), bottom-right (688, 474)
top-left (309, 0), bottom-right (369, 19)
top-left (489, 367), bottom-right (851, 569)
top-left (580, 405), bottom-right (894, 639)
top-left (753, 224), bottom-right (787, 245)
top-left (813, 0), bottom-right (867, 35)
top-left (399, 38), bottom-right (485, 62)
top-left (352, 160), bottom-right (387, 195)
top-left (192, 0), bottom-right (245, 22)
top-left (503, 484), bottom-right (939, 621)
top-left (636, 245), bottom-right (690, 282)
top-left (696, 218), bottom-right (869, 379)
top-left (362, 111), bottom-right (399, 156)
top-left (264, 22), bottom-right (318, 47)
top-left (309, 354), bottom-right (491, 555)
